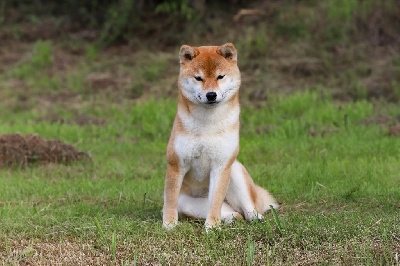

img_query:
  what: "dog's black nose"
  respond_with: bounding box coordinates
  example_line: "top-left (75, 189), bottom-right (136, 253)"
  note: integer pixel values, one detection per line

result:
top-left (206, 92), bottom-right (217, 102)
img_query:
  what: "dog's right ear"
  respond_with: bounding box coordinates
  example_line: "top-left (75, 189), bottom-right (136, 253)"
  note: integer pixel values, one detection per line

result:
top-left (179, 45), bottom-right (199, 64)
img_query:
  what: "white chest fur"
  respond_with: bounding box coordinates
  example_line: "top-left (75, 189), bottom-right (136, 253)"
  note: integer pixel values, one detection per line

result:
top-left (177, 104), bottom-right (239, 135)
top-left (173, 104), bottom-right (240, 182)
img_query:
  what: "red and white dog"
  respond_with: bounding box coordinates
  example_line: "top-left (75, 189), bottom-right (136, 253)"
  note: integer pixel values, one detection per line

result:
top-left (163, 43), bottom-right (278, 231)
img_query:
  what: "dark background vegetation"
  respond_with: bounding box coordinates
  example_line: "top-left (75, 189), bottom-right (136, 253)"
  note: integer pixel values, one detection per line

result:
top-left (1, 0), bottom-right (400, 103)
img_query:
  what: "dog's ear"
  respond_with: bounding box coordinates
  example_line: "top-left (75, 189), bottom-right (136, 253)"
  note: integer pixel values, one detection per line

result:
top-left (217, 43), bottom-right (237, 61)
top-left (179, 45), bottom-right (199, 64)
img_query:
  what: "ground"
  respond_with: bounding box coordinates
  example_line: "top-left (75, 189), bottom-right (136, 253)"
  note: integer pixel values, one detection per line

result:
top-left (0, 1), bottom-right (400, 265)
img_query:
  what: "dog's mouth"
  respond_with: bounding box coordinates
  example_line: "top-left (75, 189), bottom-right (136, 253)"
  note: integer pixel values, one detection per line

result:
top-left (206, 100), bottom-right (218, 105)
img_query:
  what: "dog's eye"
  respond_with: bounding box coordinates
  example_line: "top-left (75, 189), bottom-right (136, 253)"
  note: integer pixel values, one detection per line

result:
top-left (194, 76), bottom-right (203, 82)
top-left (217, 75), bottom-right (225, 80)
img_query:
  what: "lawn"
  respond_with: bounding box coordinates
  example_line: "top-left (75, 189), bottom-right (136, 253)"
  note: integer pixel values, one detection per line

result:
top-left (0, 0), bottom-right (400, 263)
top-left (1, 87), bottom-right (399, 264)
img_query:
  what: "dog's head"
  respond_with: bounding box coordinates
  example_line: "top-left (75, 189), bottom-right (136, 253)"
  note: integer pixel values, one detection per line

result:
top-left (178, 43), bottom-right (241, 107)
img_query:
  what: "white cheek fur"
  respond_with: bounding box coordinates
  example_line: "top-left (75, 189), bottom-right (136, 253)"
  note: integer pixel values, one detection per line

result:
top-left (220, 77), bottom-right (240, 102)
top-left (180, 78), bottom-right (202, 102)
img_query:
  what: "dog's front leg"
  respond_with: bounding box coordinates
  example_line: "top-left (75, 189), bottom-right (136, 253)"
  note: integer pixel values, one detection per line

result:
top-left (206, 161), bottom-right (234, 231)
top-left (163, 162), bottom-right (186, 230)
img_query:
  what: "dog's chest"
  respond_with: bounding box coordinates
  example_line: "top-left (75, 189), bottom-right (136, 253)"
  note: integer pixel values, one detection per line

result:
top-left (174, 132), bottom-right (238, 181)
top-left (173, 104), bottom-right (240, 181)
top-left (189, 144), bottom-right (212, 182)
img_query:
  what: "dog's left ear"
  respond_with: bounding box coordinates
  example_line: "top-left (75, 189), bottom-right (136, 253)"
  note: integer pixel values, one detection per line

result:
top-left (217, 43), bottom-right (237, 61)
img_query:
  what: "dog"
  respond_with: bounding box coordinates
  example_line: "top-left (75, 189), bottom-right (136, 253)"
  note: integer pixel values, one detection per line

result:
top-left (162, 43), bottom-right (278, 231)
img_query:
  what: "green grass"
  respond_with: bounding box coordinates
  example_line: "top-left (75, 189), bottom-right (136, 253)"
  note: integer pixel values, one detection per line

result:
top-left (0, 90), bottom-right (399, 264)
top-left (0, 1), bottom-right (399, 261)
top-left (12, 41), bottom-right (52, 79)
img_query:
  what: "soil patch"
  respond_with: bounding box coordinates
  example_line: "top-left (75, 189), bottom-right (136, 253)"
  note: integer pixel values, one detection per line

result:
top-left (310, 127), bottom-right (340, 138)
top-left (36, 114), bottom-right (66, 124)
top-left (0, 134), bottom-right (91, 168)
top-left (255, 125), bottom-right (271, 135)
top-left (86, 72), bottom-right (119, 91)
top-left (358, 115), bottom-right (399, 125)
top-left (388, 125), bottom-right (400, 136)
top-left (74, 115), bottom-right (107, 126)
top-left (36, 114), bottom-right (107, 127)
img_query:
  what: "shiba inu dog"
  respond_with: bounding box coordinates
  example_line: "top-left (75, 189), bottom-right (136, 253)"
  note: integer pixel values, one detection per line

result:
top-left (163, 43), bottom-right (278, 231)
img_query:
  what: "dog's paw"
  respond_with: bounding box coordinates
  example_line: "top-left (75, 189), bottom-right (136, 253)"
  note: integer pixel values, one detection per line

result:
top-left (204, 219), bottom-right (222, 233)
top-left (205, 223), bottom-right (221, 233)
top-left (246, 211), bottom-right (264, 222)
top-left (222, 212), bottom-right (244, 224)
top-left (163, 221), bottom-right (178, 230)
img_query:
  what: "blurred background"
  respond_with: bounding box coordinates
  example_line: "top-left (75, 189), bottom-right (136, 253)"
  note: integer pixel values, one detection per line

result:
top-left (1, 0), bottom-right (399, 109)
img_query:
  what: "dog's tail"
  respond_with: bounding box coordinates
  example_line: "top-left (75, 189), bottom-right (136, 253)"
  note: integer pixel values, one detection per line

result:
top-left (254, 185), bottom-right (279, 214)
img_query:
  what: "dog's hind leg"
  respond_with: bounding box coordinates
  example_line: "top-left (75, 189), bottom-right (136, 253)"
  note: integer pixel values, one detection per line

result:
top-left (178, 194), bottom-right (243, 223)
top-left (225, 160), bottom-right (278, 221)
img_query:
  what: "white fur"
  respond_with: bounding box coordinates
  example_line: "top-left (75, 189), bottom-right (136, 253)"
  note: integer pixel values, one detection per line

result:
top-left (179, 75), bottom-right (240, 106)
top-left (177, 102), bottom-right (240, 134)
top-left (164, 100), bottom-right (278, 230)
top-left (173, 104), bottom-right (275, 225)
top-left (225, 161), bottom-right (262, 220)
top-left (178, 195), bottom-right (241, 223)
top-left (174, 116), bottom-right (239, 168)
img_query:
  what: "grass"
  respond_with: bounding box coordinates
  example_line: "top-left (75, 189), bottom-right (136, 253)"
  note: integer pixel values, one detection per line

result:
top-left (0, 0), bottom-right (399, 262)
top-left (0, 87), bottom-right (399, 264)
top-left (11, 41), bottom-right (52, 79)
